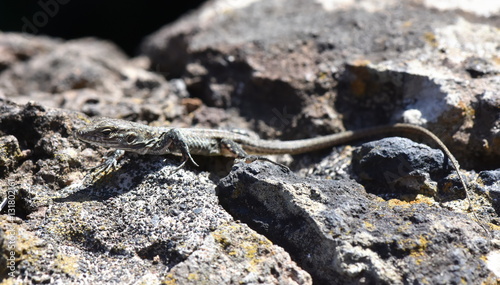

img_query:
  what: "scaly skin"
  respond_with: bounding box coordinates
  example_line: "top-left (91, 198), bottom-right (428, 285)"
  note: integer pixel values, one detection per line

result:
top-left (75, 117), bottom-right (488, 236)
top-left (75, 117), bottom-right (464, 176)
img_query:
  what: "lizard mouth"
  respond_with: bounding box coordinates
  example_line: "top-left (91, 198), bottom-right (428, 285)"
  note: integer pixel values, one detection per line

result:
top-left (75, 130), bottom-right (124, 149)
top-left (75, 129), bottom-right (94, 141)
top-left (75, 130), bottom-right (103, 144)
top-left (75, 129), bottom-right (86, 139)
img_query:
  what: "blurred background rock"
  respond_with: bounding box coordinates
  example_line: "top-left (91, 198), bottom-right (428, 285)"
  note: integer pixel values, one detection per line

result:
top-left (0, 0), bottom-right (207, 55)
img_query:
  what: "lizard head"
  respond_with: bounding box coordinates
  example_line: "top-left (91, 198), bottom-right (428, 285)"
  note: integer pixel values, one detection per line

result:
top-left (75, 118), bottom-right (157, 153)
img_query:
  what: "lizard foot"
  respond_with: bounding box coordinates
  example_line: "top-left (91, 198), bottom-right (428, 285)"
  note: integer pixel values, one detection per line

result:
top-left (243, 155), bottom-right (291, 172)
top-left (82, 149), bottom-right (125, 185)
top-left (165, 153), bottom-right (200, 175)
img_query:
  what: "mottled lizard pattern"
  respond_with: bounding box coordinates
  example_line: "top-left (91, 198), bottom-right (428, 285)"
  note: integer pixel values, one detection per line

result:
top-left (75, 117), bottom-right (488, 235)
top-left (76, 117), bottom-right (465, 181)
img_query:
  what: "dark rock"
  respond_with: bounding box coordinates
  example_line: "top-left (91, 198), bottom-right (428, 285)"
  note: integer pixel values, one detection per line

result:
top-left (218, 162), bottom-right (496, 284)
top-left (1, 0), bottom-right (499, 283)
top-left (0, 135), bottom-right (30, 176)
top-left (0, 100), bottom-right (311, 284)
top-left (141, 0), bottom-right (500, 167)
top-left (0, 99), bottom-right (82, 190)
top-left (352, 137), bottom-right (446, 196)
top-left (478, 169), bottom-right (500, 218)
top-left (479, 170), bottom-right (500, 187)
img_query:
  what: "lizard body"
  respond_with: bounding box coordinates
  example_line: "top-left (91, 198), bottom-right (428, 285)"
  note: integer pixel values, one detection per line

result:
top-left (75, 117), bottom-right (489, 236)
top-left (76, 117), bottom-right (463, 174)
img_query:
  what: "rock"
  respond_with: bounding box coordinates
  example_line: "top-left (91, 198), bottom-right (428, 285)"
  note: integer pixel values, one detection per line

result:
top-left (0, 37), bottom-right (187, 122)
top-left (0, 32), bottom-right (60, 72)
top-left (1, 0), bottom-right (499, 283)
top-left (0, 100), bottom-right (311, 284)
top-left (421, 0), bottom-right (500, 17)
top-left (338, 56), bottom-right (500, 169)
top-left (217, 162), bottom-right (496, 284)
top-left (479, 170), bottom-right (500, 187)
top-left (141, 0), bottom-right (500, 167)
top-left (352, 137), bottom-right (446, 196)
top-left (478, 169), bottom-right (500, 226)
top-left (166, 222), bottom-right (311, 284)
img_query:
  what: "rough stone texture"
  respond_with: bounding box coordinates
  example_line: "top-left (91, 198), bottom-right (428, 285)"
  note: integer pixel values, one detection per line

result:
top-left (0, 100), bottom-right (311, 284)
top-left (0, 36), bottom-right (188, 124)
top-left (478, 169), bottom-right (500, 225)
top-left (217, 163), bottom-right (496, 284)
top-left (0, 32), bottom-right (60, 73)
top-left (338, 55), bottom-right (500, 169)
top-left (166, 222), bottom-right (311, 284)
top-left (352, 137), bottom-right (447, 196)
top-left (141, 0), bottom-right (500, 168)
top-left (0, 0), bottom-right (499, 284)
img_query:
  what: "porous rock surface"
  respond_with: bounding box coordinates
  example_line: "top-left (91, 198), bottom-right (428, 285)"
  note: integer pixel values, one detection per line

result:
top-left (1, 0), bottom-right (499, 284)
top-left (218, 163), bottom-right (492, 284)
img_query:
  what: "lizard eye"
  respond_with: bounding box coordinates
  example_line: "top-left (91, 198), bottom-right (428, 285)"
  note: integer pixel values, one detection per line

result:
top-left (101, 129), bottom-right (112, 136)
top-left (126, 134), bottom-right (137, 144)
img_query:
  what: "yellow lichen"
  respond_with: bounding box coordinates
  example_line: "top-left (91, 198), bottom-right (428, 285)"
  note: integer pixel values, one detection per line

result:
top-left (404, 235), bottom-right (429, 260)
top-left (487, 223), bottom-right (500, 232)
top-left (387, 199), bottom-right (411, 207)
top-left (387, 195), bottom-right (436, 208)
top-left (0, 216), bottom-right (46, 280)
top-left (423, 32), bottom-right (438, 48)
top-left (402, 21), bottom-right (413, 28)
top-left (161, 273), bottom-right (177, 285)
top-left (187, 273), bottom-right (199, 281)
top-left (211, 223), bottom-right (274, 272)
top-left (364, 221), bottom-right (375, 231)
top-left (54, 253), bottom-right (79, 276)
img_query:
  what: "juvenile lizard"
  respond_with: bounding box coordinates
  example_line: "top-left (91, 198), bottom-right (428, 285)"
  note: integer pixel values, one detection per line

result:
top-left (76, 117), bottom-right (470, 189)
top-left (75, 117), bottom-right (489, 236)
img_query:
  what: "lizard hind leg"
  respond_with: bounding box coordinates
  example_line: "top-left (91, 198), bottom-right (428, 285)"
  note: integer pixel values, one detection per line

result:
top-left (220, 139), bottom-right (290, 172)
top-left (243, 155), bottom-right (290, 172)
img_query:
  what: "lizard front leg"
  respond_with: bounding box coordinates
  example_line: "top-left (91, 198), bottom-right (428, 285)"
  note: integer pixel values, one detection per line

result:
top-left (158, 129), bottom-right (199, 170)
top-left (82, 149), bottom-right (126, 185)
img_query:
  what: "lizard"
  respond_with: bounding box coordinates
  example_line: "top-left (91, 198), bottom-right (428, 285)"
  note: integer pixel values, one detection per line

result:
top-left (75, 117), bottom-right (488, 235)
top-left (76, 117), bottom-right (466, 179)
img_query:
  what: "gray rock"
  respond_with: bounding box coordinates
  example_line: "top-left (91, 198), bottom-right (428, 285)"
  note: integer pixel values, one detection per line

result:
top-left (0, 36), bottom-right (186, 122)
top-left (0, 99), bottom-right (311, 284)
top-left (1, 0), bottom-right (499, 283)
top-left (166, 222), bottom-right (312, 284)
top-left (352, 137), bottom-right (446, 196)
top-left (141, 0), bottom-right (500, 167)
top-left (0, 32), bottom-right (60, 72)
top-left (479, 170), bottom-right (500, 187)
top-left (218, 162), bottom-right (496, 284)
